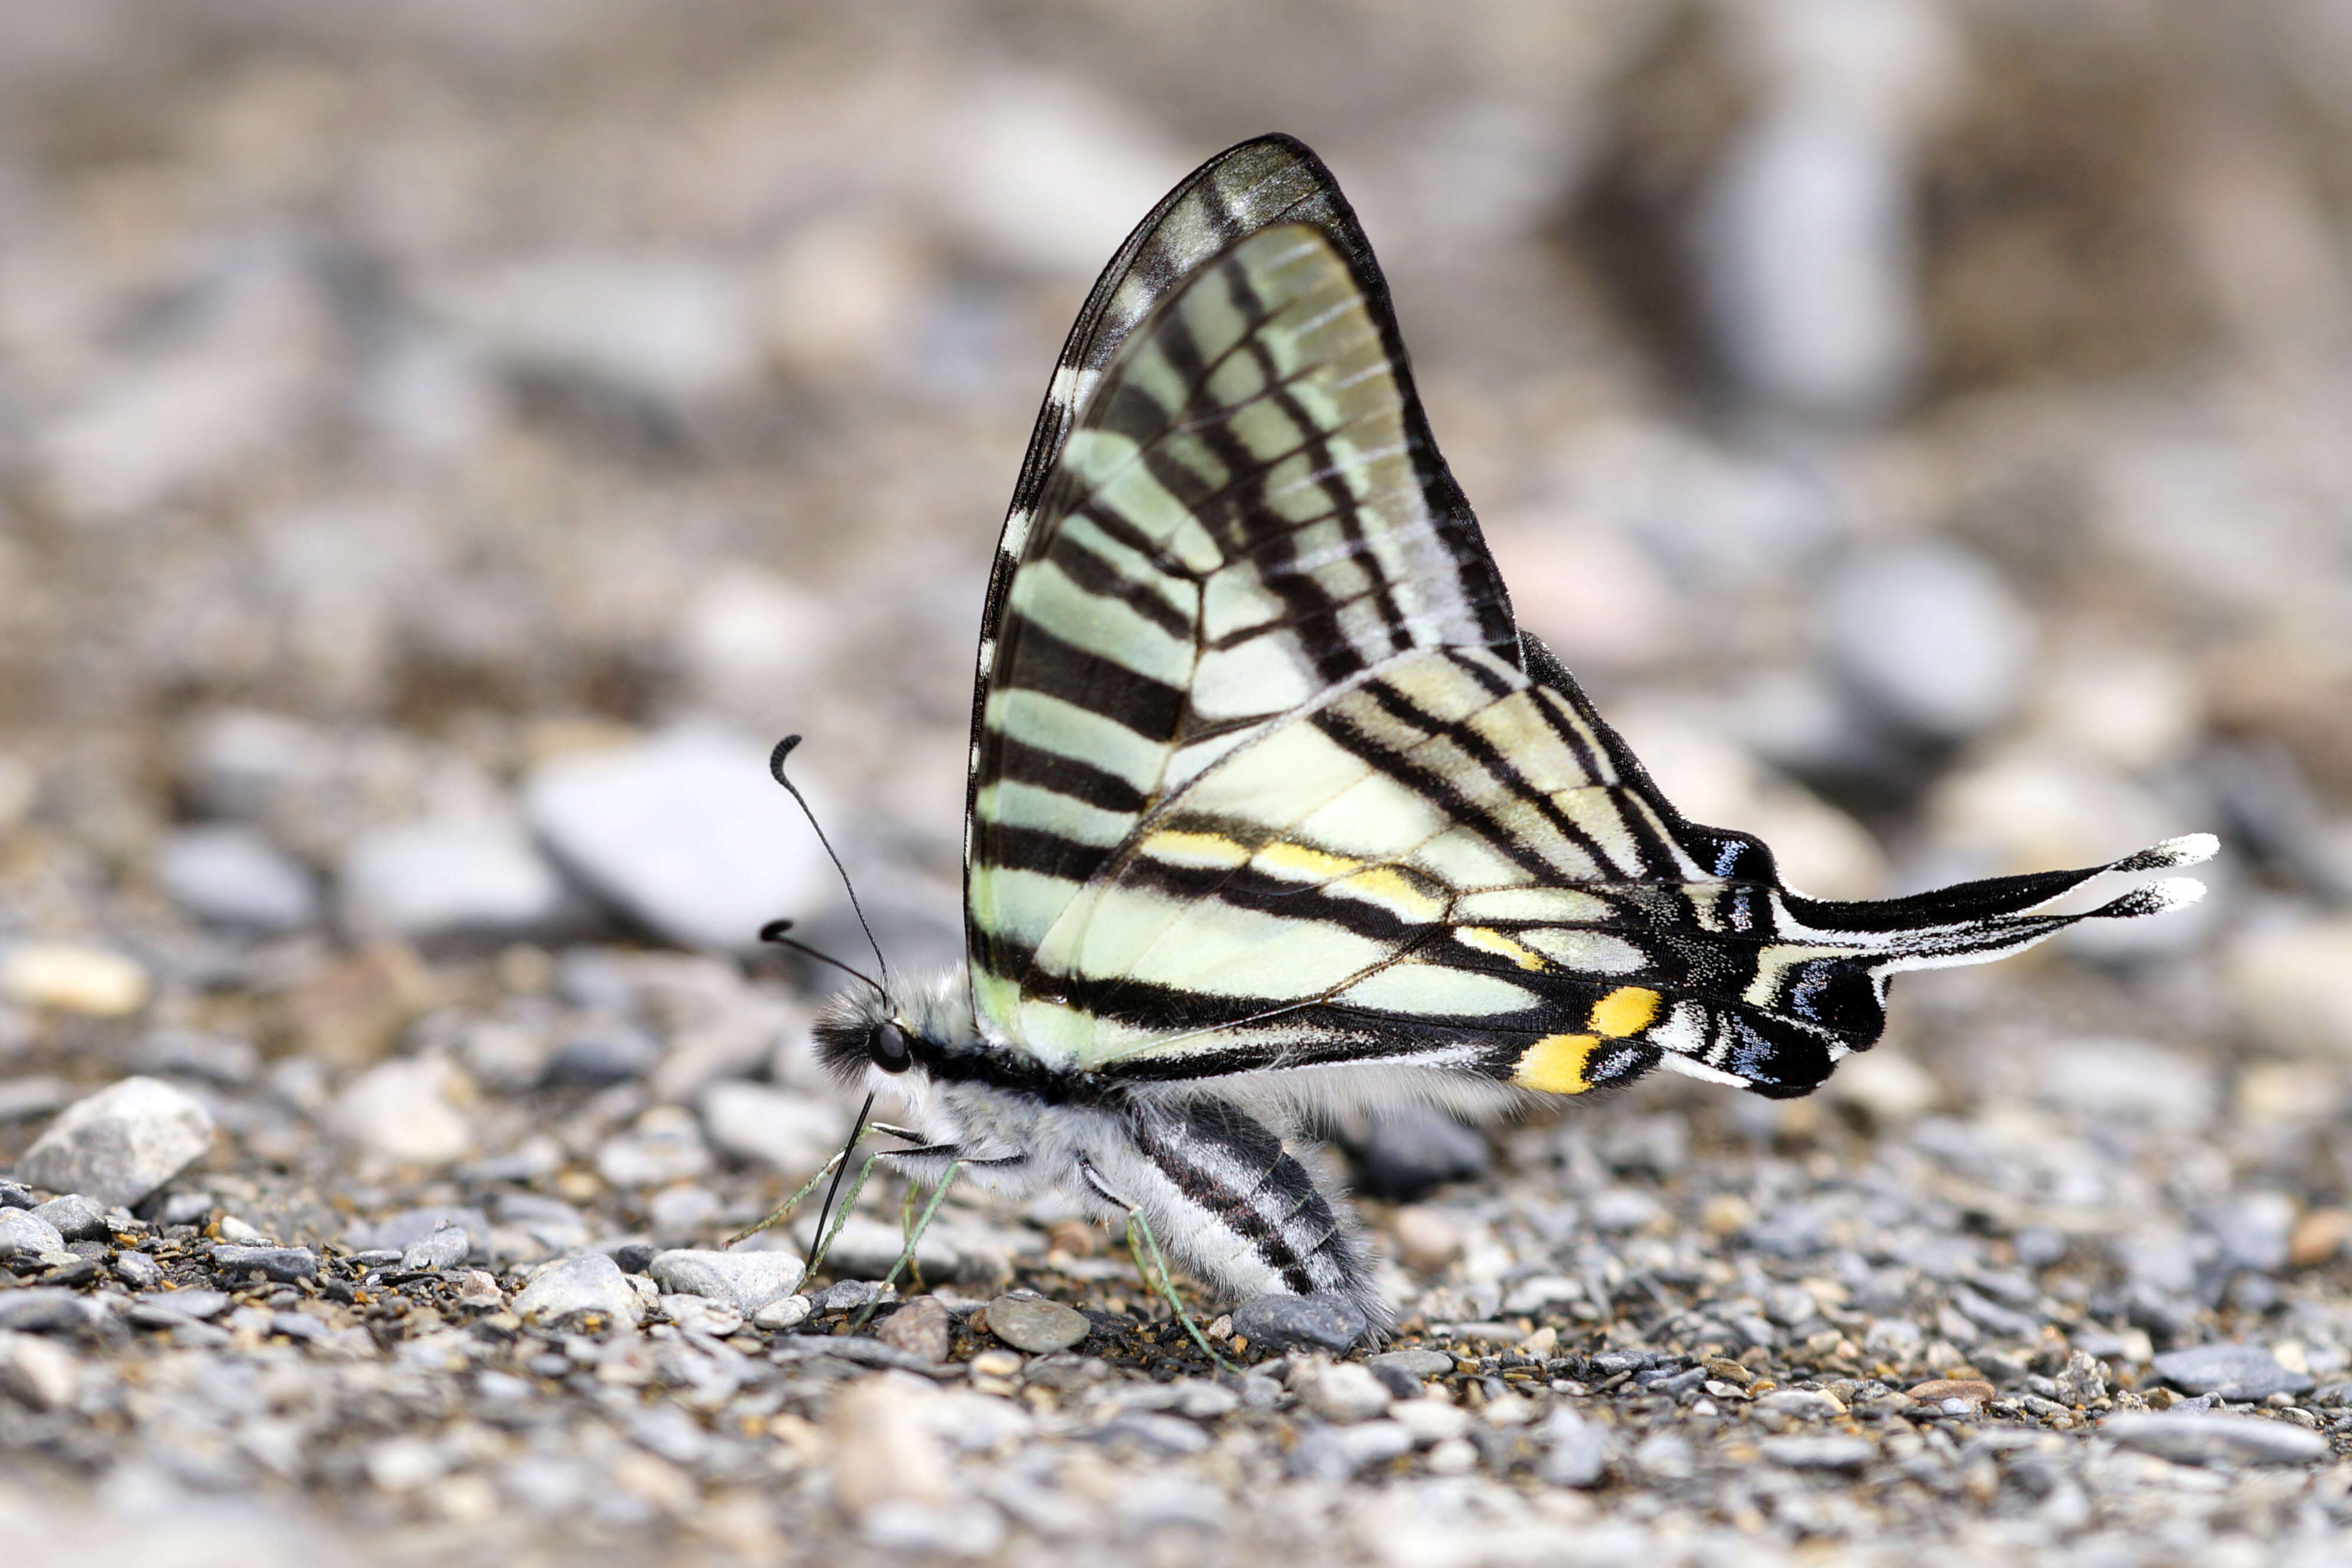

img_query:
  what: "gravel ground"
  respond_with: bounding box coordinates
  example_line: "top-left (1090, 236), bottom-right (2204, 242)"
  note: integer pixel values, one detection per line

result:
top-left (6, 5), bottom-right (2352, 1566)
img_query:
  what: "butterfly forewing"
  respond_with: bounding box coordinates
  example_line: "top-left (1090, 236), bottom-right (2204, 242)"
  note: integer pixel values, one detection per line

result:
top-left (968, 218), bottom-right (1515, 1049)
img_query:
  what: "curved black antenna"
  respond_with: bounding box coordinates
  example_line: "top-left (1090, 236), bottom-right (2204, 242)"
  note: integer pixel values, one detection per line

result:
top-left (809, 1090), bottom-right (876, 1266)
top-left (758, 919), bottom-right (883, 994)
top-left (767, 734), bottom-right (892, 993)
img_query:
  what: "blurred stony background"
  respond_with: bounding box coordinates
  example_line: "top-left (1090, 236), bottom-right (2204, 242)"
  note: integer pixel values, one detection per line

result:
top-left (4, 1), bottom-right (2352, 1564)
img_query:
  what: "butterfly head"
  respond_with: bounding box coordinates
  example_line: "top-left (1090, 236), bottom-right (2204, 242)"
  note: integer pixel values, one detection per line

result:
top-left (809, 970), bottom-right (982, 1107)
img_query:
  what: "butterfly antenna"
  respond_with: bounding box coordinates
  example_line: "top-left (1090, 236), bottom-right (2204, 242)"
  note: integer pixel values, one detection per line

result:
top-left (758, 919), bottom-right (883, 995)
top-left (809, 1091), bottom-right (875, 1268)
top-left (768, 734), bottom-right (892, 992)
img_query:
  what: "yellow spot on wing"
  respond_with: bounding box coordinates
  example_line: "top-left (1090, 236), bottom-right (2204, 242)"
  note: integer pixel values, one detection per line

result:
top-left (1455, 925), bottom-right (1548, 972)
top-left (1141, 830), bottom-right (1251, 870)
top-left (1330, 866), bottom-right (1448, 923)
top-left (1589, 985), bottom-right (1661, 1038)
top-left (1515, 1033), bottom-right (1598, 1094)
top-left (1253, 841), bottom-right (1360, 883)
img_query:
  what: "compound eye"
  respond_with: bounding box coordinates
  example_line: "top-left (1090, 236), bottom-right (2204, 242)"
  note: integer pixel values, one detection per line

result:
top-left (871, 1022), bottom-right (912, 1074)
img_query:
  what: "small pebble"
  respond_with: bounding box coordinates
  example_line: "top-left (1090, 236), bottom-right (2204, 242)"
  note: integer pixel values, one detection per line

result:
top-left (0, 1288), bottom-right (100, 1333)
top-left (878, 1296), bottom-right (952, 1363)
top-left (1230, 1292), bottom-right (1367, 1354)
top-left (985, 1290), bottom-right (1091, 1354)
top-left (0, 1329), bottom-right (80, 1410)
top-left (752, 1295), bottom-right (812, 1331)
top-left (969, 1349), bottom-right (1022, 1378)
top-left (2150, 1342), bottom-right (2313, 1401)
top-left (1762, 1435), bottom-right (1877, 1471)
top-left (649, 1247), bottom-right (806, 1315)
top-left (329, 1057), bottom-right (475, 1167)
top-left (1757, 1388), bottom-right (1848, 1421)
top-left (1389, 1207), bottom-right (1464, 1274)
top-left (31, 1193), bottom-right (108, 1242)
top-left (154, 824), bottom-right (319, 932)
top-left (210, 1243), bottom-right (319, 1283)
top-left (0, 1207), bottom-right (67, 1259)
top-left (512, 1252), bottom-right (646, 1328)
top-left (1302, 1362), bottom-right (1393, 1423)
top-left (829, 1376), bottom-right (950, 1517)
top-left (400, 1225), bottom-right (471, 1272)
top-left (0, 942), bottom-right (152, 1016)
top-left (2102, 1411), bottom-right (2330, 1467)
top-left (15, 1077), bottom-right (215, 1207)
top-left (1539, 1408), bottom-right (1609, 1487)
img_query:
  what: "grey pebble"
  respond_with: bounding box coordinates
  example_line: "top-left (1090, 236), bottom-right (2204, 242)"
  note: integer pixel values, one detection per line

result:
top-left (1288, 1420), bottom-right (1415, 1480)
top-left (1823, 543), bottom-right (2032, 740)
top-left (648, 1247), bottom-right (806, 1315)
top-left (1370, 1348), bottom-right (1454, 1379)
top-left (1093, 1411), bottom-right (1210, 1457)
top-left (985, 1290), bottom-right (1091, 1354)
top-left (338, 817), bottom-right (589, 946)
top-left (512, 1252), bottom-right (646, 1328)
top-left (1352, 1107), bottom-right (1489, 1201)
top-left (1762, 1434), bottom-right (1878, 1471)
top-left (814, 1279), bottom-right (892, 1314)
top-left (525, 725), bottom-right (832, 952)
top-left (14, 1075), bottom-right (215, 1208)
top-left (0, 1288), bottom-right (102, 1333)
top-left (0, 1328), bottom-right (81, 1409)
top-left (155, 824), bottom-right (319, 933)
top-left (400, 1225), bottom-right (471, 1272)
top-left (132, 1029), bottom-right (260, 1087)
top-left (2150, 1341), bottom-right (2313, 1401)
top-left (542, 1025), bottom-right (659, 1087)
top-left (1301, 1362), bottom-right (1393, 1423)
top-left (33, 1193), bottom-right (109, 1241)
top-left (876, 1296), bottom-right (952, 1362)
top-left (752, 1295), bottom-right (812, 1331)
top-left (210, 1243), bottom-right (319, 1283)
top-left (0, 1181), bottom-right (32, 1210)
top-left (1231, 1292), bottom-right (1367, 1354)
top-left (0, 1207), bottom-right (66, 1259)
top-left (1539, 1408), bottom-right (1609, 1487)
top-left (113, 1249), bottom-right (162, 1290)
top-left (2102, 1412), bottom-right (2329, 1466)
top-left (349, 1249), bottom-right (402, 1270)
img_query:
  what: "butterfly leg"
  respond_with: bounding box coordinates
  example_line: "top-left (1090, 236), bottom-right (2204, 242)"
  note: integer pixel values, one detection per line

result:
top-left (1077, 1155), bottom-right (1237, 1373)
top-left (849, 1160), bottom-right (964, 1331)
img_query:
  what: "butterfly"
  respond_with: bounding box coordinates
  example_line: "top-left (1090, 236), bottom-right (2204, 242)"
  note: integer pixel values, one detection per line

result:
top-left (805, 134), bottom-right (2212, 1335)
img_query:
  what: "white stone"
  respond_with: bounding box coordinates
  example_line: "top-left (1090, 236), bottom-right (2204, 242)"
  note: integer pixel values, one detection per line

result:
top-left (595, 1106), bottom-right (712, 1188)
top-left (672, 566), bottom-right (839, 719)
top-left (156, 825), bottom-right (319, 932)
top-left (2226, 919), bottom-right (2352, 1059)
top-left (1697, 97), bottom-right (1919, 418)
top-left (0, 1330), bottom-right (79, 1410)
top-left (329, 1057), bottom-right (475, 1167)
top-left (699, 1081), bottom-right (845, 1173)
top-left (525, 724), bottom-right (833, 953)
top-left (0, 1209), bottom-right (66, 1260)
top-left (14, 1076), bottom-right (213, 1206)
top-left (512, 1253), bottom-right (646, 1328)
top-left (339, 817), bottom-right (583, 945)
top-left (1826, 1048), bottom-right (1938, 1123)
top-left (423, 252), bottom-right (761, 404)
top-left (1302, 1362), bottom-right (1393, 1424)
top-left (648, 1247), bottom-right (805, 1315)
top-left (1825, 544), bottom-right (2034, 740)
top-left (0, 943), bottom-right (151, 1018)
top-left (1756, 1388), bottom-right (1848, 1421)
top-left (1391, 1397), bottom-right (1470, 1446)
top-left (829, 1376), bottom-right (951, 1518)
top-left (753, 1294), bottom-right (812, 1331)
